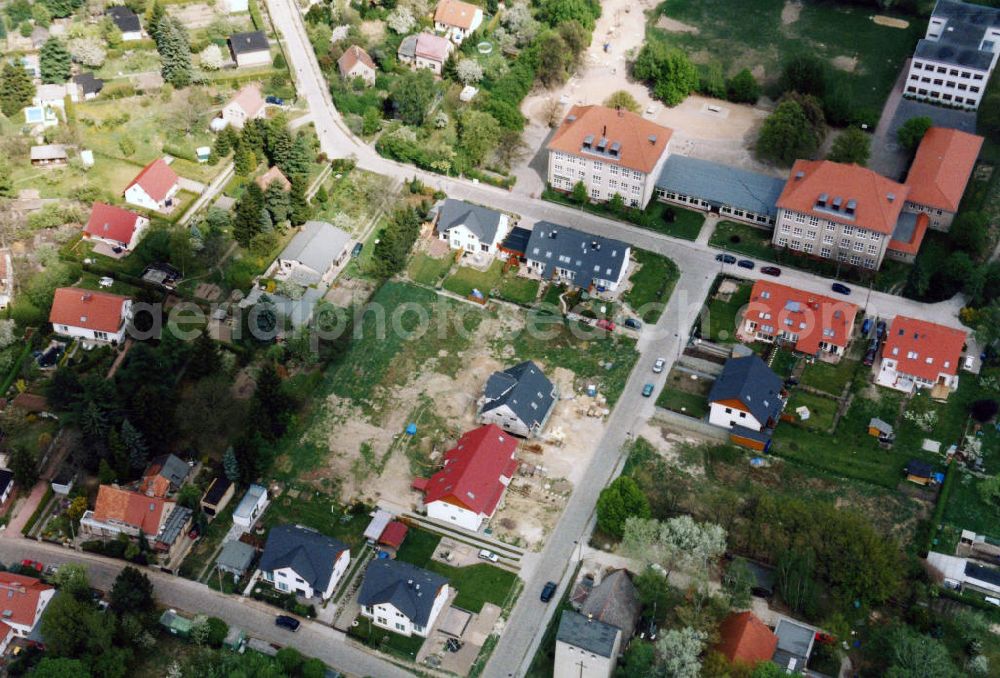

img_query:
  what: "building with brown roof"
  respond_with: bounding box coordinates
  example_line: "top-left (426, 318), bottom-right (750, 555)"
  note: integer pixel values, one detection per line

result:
top-left (903, 127), bottom-right (984, 231)
top-left (433, 0), bottom-right (483, 44)
top-left (222, 84), bottom-right (266, 130)
top-left (49, 287), bottom-right (132, 344)
top-left (81, 485), bottom-right (193, 560)
top-left (715, 611), bottom-right (779, 667)
top-left (337, 45), bottom-right (377, 86)
top-left (547, 105), bottom-right (673, 209)
top-left (772, 160), bottom-right (916, 270)
top-left (397, 33), bottom-right (453, 75)
top-left (255, 166), bottom-right (292, 192)
top-left (124, 158), bottom-right (181, 212)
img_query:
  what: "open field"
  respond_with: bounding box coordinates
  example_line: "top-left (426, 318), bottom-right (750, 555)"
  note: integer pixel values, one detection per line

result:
top-left (697, 277), bottom-right (752, 342)
top-left (442, 260), bottom-right (504, 298)
top-left (785, 389), bottom-right (838, 433)
top-left (651, 0), bottom-right (921, 116)
top-left (800, 358), bottom-right (860, 396)
top-left (624, 251), bottom-right (680, 324)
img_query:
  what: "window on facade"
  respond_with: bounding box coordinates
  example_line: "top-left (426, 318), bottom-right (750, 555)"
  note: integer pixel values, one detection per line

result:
top-left (808, 215), bottom-right (818, 226)
top-left (821, 247), bottom-right (831, 258)
top-left (840, 239), bottom-right (850, 249)
top-left (793, 227), bottom-right (803, 236)
top-left (794, 213), bottom-right (805, 223)
top-left (867, 244), bottom-right (878, 254)
top-left (804, 243), bottom-right (814, 254)
top-left (849, 255), bottom-right (861, 265)
top-left (777, 237), bottom-right (788, 247)
top-left (970, 86), bottom-right (980, 93)
top-left (823, 234), bottom-right (834, 244)
top-left (933, 78), bottom-right (943, 85)
top-left (780, 223), bottom-right (790, 234)
top-left (806, 230), bottom-right (816, 240)
top-left (853, 241), bottom-right (864, 252)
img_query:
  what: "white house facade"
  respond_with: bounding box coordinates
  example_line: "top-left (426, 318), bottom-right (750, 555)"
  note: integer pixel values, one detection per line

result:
top-left (554, 611), bottom-right (621, 678)
top-left (259, 524), bottom-right (351, 601)
top-left (49, 288), bottom-right (131, 344)
top-left (264, 550), bottom-right (349, 600)
top-left (358, 560), bottom-right (451, 638)
top-left (433, 199), bottom-right (510, 256)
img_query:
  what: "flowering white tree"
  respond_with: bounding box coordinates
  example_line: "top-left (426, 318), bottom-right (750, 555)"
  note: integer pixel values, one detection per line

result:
top-left (502, 2), bottom-right (538, 46)
top-left (69, 37), bottom-right (107, 67)
top-left (456, 59), bottom-right (484, 85)
top-left (655, 627), bottom-right (706, 678)
top-left (199, 44), bottom-right (224, 71)
top-left (621, 515), bottom-right (727, 578)
top-left (0, 320), bottom-right (16, 350)
top-left (386, 6), bottom-right (415, 34)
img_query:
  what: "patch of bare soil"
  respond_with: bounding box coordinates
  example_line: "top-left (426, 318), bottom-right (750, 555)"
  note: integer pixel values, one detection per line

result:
top-left (831, 55), bottom-right (858, 73)
top-left (781, 0), bottom-right (802, 25)
top-left (359, 19), bottom-right (385, 43)
top-left (655, 15), bottom-right (699, 34)
top-left (873, 15), bottom-right (909, 29)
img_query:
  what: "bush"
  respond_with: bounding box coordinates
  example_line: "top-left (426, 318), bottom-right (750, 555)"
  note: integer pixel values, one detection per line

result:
top-left (726, 69), bottom-right (760, 104)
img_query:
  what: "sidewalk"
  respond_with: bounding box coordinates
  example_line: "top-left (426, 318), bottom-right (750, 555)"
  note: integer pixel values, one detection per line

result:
top-left (696, 214), bottom-right (720, 247)
top-left (3, 482), bottom-right (49, 538)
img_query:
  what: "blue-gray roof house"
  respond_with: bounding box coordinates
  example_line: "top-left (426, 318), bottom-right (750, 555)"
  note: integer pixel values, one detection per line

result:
top-left (274, 220), bottom-right (352, 286)
top-left (433, 199), bottom-right (510, 255)
top-left (654, 155), bottom-right (786, 226)
top-left (259, 524), bottom-right (351, 600)
top-left (358, 559), bottom-right (450, 638)
top-left (555, 610), bottom-right (621, 673)
top-left (524, 222), bottom-right (631, 293)
top-left (478, 361), bottom-right (558, 438)
top-left (707, 355), bottom-right (785, 451)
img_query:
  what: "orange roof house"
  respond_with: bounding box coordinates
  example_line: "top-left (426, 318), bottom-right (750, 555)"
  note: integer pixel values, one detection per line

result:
top-left (434, 0), bottom-right (483, 30)
top-left (905, 127), bottom-right (984, 214)
top-left (255, 166), bottom-right (291, 192)
top-left (0, 572), bottom-right (55, 635)
top-left (877, 316), bottom-right (967, 393)
top-left (124, 158), bottom-right (180, 205)
top-left (84, 202), bottom-right (147, 249)
top-left (548, 105), bottom-right (673, 175)
top-left (739, 280), bottom-right (859, 358)
top-left (716, 611), bottom-right (779, 666)
top-left (337, 45), bottom-right (377, 85)
top-left (92, 484), bottom-right (172, 537)
top-left (49, 287), bottom-right (130, 335)
top-left (777, 160), bottom-right (908, 236)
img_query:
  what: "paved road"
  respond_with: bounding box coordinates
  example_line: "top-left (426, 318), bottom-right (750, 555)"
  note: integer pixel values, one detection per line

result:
top-left (0, 540), bottom-right (412, 678)
top-left (262, 1), bottom-right (969, 673)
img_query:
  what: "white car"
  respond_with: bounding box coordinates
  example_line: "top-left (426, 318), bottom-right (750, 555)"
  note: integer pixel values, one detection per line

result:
top-left (478, 549), bottom-right (499, 563)
top-left (98, 276), bottom-right (114, 288)
top-left (652, 358), bottom-right (666, 374)
top-left (985, 596), bottom-right (1000, 607)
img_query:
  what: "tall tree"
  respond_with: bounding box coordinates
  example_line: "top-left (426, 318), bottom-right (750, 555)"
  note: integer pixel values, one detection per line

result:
top-left (289, 176), bottom-right (311, 225)
top-left (827, 127), bottom-right (871, 166)
top-left (727, 68), bottom-right (760, 104)
top-left (390, 69), bottom-right (435, 125)
top-left (633, 42), bottom-right (699, 106)
top-left (756, 99), bottom-right (820, 166)
top-left (121, 419), bottom-right (148, 470)
top-left (264, 182), bottom-right (291, 223)
top-left (155, 16), bottom-right (193, 88)
top-left (188, 332), bottom-right (221, 379)
top-left (233, 181), bottom-right (265, 246)
top-left (458, 110), bottom-right (501, 166)
top-left (223, 445), bottom-right (240, 482)
top-left (9, 446), bottom-right (37, 488)
top-left (655, 627), bottom-right (705, 678)
top-left (110, 566), bottom-right (155, 615)
top-left (781, 54), bottom-right (827, 98)
top-left (596, 476), bottom-right (651, 538)
top-left (40, 37), bottom-right (72, 84)
top-left (622, 516), bottom-right (727, 578)
top-left (0, 61), bottom-right (35, 117)
top-left (897, 116), bottom-right (933, 153)
top-left (0, 153), bottom-right (13, 198)
top-left (250, 361), bottom-right (291, 441)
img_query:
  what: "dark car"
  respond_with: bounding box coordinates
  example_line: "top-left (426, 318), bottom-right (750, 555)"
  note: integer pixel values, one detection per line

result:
top-left (265, 95), bottom-right (285, 105)
top-left (642, 383), bottom-right (655, 397)
top-left (351, 242), bottom-right (364, 258)
top-left (863, 347), bottom-right (877, 367)
top-left (624, 318), bottom-right (642, 330)
top-left (876, 320), bottom-right (887, 339)
top-left (540, 581), bottom-right (558, 602)
top-left (831, 283), bottom-right (851, 295)
top-left (861, 318), bottom-right (872, 337)
top-left (715, 253), bottom-right (737, 264)
top-left (737, 259), bottom-right (755, 270)
top-left (275, 615), bottom-right (300, 632)
top-left (760, 266), bottom-right (781, 277)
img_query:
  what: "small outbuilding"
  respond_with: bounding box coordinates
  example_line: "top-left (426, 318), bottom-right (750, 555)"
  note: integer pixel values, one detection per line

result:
top-left (30, 144), bottom-right (68, 167)
top-left (228, 31), bottom-right (271, 68)
top-left (216, 539), bottom-right (256, 578)
top-left (905, 459), bottom-right (936, 486)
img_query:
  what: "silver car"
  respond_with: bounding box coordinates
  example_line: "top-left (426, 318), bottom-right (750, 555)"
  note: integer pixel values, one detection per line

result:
top-left (652, 358), bottom-right (666, 374)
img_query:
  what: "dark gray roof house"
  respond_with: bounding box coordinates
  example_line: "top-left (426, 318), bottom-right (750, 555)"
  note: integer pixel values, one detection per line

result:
top-left (278, 220), bottom-right (352, 285)
top-left (259, 525), bottom-right (349, 593)
top-left (358, 559), bottom-right (448, 627)
top-left (228, 31), bottom-right (270, 56)
top-left (708, 355), bottom-right (784, 429)
top-left (557, 610), bottom-right (619, 659)
top-left (217, 540), bottom-right (256, 577)
top-left (580, 569), bottom-right (641, 640)
top-left (73, 72), bottom-right (104, 97)
top-left (479, 361), bottom-right (557, 437)
top-left (914, 0), bottom-right (1000, 70)
top-left (772, 617), bottom-right (817, 673)
top-left (106, 6), bottom-right (141, 33)
top-left (144, 454), bottom-right (190, 491)
top-left (433, 199), bottom-right (506, 246)
top-left (525, 222), bottom-right (630, 290)
top-left (655, 155), bottom-right (785, 221)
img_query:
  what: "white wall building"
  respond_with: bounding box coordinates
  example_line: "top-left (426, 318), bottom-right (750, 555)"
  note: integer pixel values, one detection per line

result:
top-left (359, 560), bottom-right (450, 637)
top-left (233, 484), bottom-right (268, 528)
top-left (49, 287), bottom-right (131, 344)
top-left (433, 0), bottom-right (483, 44)
top-left (554, 611), bottom-right (621, 678)
top-left (259, 524), bottom-right (351, 600)
top-left (432, 198), bottom-right (510, 256)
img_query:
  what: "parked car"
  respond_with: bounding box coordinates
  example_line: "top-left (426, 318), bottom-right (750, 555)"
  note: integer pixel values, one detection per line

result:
top-left (831, 283), bottom-right (851, 295)
top-left (760, 266), bottom-right (781, 277)
top-left (861, 318), bottom-right (872, 337)
top-left (20, 560), bottom-right (43, 572)
top-left (275, 615), bottom-right (300, 632)
top-left (715, 253), bottom-right (736, 264)
top-left (478, 549), bottom-right (499, 563)
top-left (965, 354), bottom-right (976, 370)
top-left (265, 95), bottom-right (285, 105)
top-left (596, 319), bottom-right (615, 332)
top-left (624, 318), bottom-right (642, 330)
top-left (642, 383), bottom-right (655, 397)
top-left (737, 259), bottom-right (755, 270)
top-left (652, 358), bottom-right (666, 374)
top-left (540, 581), bottom-right (558, 602)
top-left (876, 320), bottom-right (887, 339)
top-left (351, 242), bottom-right (363, 258)
top-left (863, 347), bottom-right (877, 367)
top-left (445, 638), bottom-right (464, 652)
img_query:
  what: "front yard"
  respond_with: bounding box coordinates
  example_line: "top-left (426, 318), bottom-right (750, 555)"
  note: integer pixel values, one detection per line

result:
top-left (542, 190), bottom-right (705, 241)
top-left (697, 277), bottom-right (752, 343)
top-left (623, 250), bottom-right (680, 324)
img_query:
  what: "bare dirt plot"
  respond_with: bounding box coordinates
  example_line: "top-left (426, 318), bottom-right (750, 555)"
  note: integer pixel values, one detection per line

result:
top-left (873, 14), bottom-right (909, 29)
top-left (655, 16), bottom-right (699, 34)
top-left (781, 0), bottom-right (802, 25)
top-left (167, 3), bottom-right (219, 29)
top-left (831, 55), bottom-right (859, 72)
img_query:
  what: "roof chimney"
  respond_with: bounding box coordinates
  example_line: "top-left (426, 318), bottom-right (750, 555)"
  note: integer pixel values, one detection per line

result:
top-left (887, 192), bottom-right (895, 203)
top-left (648, 134), bottom-right (657, 145)
top-left (602, 125), bottom-right (607, 136)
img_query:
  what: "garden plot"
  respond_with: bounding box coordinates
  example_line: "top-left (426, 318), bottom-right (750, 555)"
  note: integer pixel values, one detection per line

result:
top-left (279, 282), bottom-right (636, 548)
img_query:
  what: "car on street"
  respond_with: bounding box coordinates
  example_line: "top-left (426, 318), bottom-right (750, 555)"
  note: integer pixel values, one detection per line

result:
top-left (351, 242), bottom-right (363, 258)
top-left (831, 283), bottom-right (851, 295)
top-left (20, 560), bottom-right (43, 573)
top-left (478, 549), bottom-right (499, 563)
top-left (861, 318), bottom-right (872, 337)
top-left (596, 319), bottom-right (615, 332)
top-left (876, 320), bottom-right (887, 339)
top-left (760, 266), bottom-right (781, 276)
top-left (863, 346), bottom-right (877, 367)
top-left (715, 253), bottom-right (736, 264)
top-left (275, 615), bottom-right (300, 632)
top-left (737, 259), bottom-right (754, 270)
top-left (265, 95), bottom-right (285, 105)
top-left (624, 318), bottom-right (642, 330)
top-left (642, 383), bottom-right (655, 397)
top-left (652, 358), bottom-right (665, 374)
top-left (540, 581), bottom-right (558, 602)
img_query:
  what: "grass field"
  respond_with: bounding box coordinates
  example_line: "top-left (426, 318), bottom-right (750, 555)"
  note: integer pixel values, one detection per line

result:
top-left (395, 528), bottom-right (519, 613)
top-left (650, 0), bottom-right (921, 116)
top-left (785, 389), bottom-right (839, 433)
top-left (541, 190), bottom-right (705, 240)
top-left (260, 490), bottom-right (371, 549)
top-left (769, 348), bottom-right (799, 378)
top-left (699, 278), bottom-right (752, 342)
top-left (407, 253), bottom-right (454, 286)
top-left (657, 389), bottom-right (710, 418)
top-left (442, 260), bottom-right (504, 297)
top-left (624, 250), bottom-right (680, 323)
top-left (800, 358), bottom-right (859, 396)
top-left (496, 276), bottom-right (541, 305)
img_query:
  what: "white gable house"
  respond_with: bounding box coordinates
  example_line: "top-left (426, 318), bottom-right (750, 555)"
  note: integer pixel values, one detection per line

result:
top-left (433, 199), bottom-right (510, 256)
top-left (359, 560), bottom-right (450, 637)
top-left (259, 524), bottom-right (351, 600)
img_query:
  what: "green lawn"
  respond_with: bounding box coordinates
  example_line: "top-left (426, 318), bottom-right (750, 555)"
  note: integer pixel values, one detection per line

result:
top-left (944, 468), bottom-right (1000, 539)
top-left (442, 260), bottom-right (504, 298)
top-left (350, 616), bottom-right (426, 660)
top-left (656, 389), bottom-right (710, 418)
top-left (769, 348), bottom-right (799, 378)
top-left (699, 278), bottom-right (752, 342)
top-left (710, 221), bottom-right (778, 262)
top-left (541, 189), bottom-right (705, 240)
top-left (395, 528), bottom-right (519, 613)
top-left (650, 0), bottom-right (922, 118)
top-left (540, 283), bottom-right (565, 310)
top-left (800, 359), bottom-right (860, 396)
top-left (496, 276), bottom-right (541, 305)
top-left (407, 252), bottom-right (453, 286)
top-left (785, 389), bottom-right (838, 433)
top-left (624, 250), bottom-right (680, 323)
top-left (260, 490), bottom-right (371, 550)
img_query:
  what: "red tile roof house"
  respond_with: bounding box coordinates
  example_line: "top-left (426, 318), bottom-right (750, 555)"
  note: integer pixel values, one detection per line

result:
top-left (337, 45), bottom-right (377, 87)
top-left (714, 611), bottom-right (779, 669)
top-left (903, 127), bottom-right (984, 232)
top-left (80, 485), bottom-right (193, 561)
top-left (547, 105), bottom-right (673, 209)
top-left (876, 315), bottom-right (967, 396)
top-left (49, 287), bottom-right (132, 345)
top-left (772, 160), bottom-right (933, 270)
top-left (397, 33), bottom-right (453, 75)
top-left (738, 280), bottom-right (859, 362)
top-left (123, 158), bottom-right (180, 212)
top-left (0, 573), bottom-right (55, 648)
top-left (412, 424), bottom-right (518, 532)
top-left (83, 202), bottom-right (149, 253)
top-left (433, 0), bottom-right (484, 44)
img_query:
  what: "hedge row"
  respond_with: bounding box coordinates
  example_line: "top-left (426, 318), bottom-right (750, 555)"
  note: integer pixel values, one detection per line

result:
top-left (922, 460), bottom-right (957, 557)
top-left (20, 486), bottom-right (55, 537)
